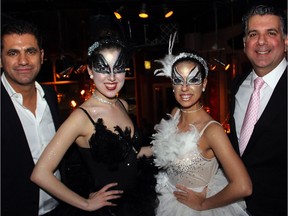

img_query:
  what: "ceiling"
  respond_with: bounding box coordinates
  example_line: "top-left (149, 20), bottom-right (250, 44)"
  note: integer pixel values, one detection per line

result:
top-left (2, 0), bottom-right (286, 32)
top-left (2, 0), bottom-right (286, 54)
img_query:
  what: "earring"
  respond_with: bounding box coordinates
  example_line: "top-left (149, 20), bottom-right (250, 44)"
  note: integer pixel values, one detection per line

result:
top-left (202, 88), bottom-right (205, 92)
top-left (173, 89), bottom-right (175, 92)
top-left (90, 74), bottom-right (93, 79)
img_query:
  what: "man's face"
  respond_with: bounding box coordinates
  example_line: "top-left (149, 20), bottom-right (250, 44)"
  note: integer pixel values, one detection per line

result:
top-left (243, 14), bottom-right (287, 75)
top-left (1, 33), bottom-right (44, 90)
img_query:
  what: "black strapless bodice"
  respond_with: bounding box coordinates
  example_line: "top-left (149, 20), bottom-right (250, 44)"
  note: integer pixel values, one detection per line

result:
top-left (78, 117), bottom-right (141, 192)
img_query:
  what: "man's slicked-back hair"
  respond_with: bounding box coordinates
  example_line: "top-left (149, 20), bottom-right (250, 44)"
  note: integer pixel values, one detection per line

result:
top-left (1, 20), bottom-right (43, 50)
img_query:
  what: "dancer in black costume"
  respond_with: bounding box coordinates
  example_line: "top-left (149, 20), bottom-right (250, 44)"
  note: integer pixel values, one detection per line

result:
top-left (31, 29), bottom-right (157, 216)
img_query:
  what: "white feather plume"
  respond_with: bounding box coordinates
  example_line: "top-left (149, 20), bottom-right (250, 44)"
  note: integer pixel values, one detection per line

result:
top-left (154, 32), bottom-right (177, 78)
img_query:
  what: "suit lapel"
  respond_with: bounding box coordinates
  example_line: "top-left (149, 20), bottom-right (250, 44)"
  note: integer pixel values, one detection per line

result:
top-left (1, 83), bottom-right (35, 165)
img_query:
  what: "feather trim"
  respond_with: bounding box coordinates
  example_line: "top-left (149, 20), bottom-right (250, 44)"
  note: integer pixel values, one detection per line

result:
top-left (151, 111), bottom-right (200, 168)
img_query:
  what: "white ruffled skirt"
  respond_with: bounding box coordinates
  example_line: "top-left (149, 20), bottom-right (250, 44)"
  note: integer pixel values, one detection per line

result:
top-left (155, 169), bottom-right (249, 216)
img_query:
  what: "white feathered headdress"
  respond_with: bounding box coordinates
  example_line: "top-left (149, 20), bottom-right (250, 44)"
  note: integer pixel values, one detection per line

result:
top-left (154, 32), bottom-right (209, 78)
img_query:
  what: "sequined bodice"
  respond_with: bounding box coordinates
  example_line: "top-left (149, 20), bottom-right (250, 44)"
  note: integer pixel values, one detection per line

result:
top-left (152, 109), bottom-right (219, 191)
top-left (166, 147), bottom-right (218, 190)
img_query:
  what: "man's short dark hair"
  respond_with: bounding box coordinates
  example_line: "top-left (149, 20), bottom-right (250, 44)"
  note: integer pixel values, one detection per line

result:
top-left (1, 20), bottom-right (43, 50)
top-left (242, 5), bottom-right (287, 37)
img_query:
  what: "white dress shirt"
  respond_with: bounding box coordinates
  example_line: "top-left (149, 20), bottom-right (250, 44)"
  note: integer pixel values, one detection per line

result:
top-left (234, 58), bottom-right (287, 142)
top-left (1, 74), bottom-right (60, 215)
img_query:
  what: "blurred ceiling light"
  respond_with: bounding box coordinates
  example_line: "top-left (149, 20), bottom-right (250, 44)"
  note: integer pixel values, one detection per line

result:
top-left (70, 100), bottom-right (77, 108)
top-left (80, 90), bottom-right (85, 95)
top-left (59, 66), bottom-right (74, 78)
top-left (114, 11), bottom-right (122, 20)
top-left (163, 4), bottom-right (173, 18)
top-left (125, 67), bottom-right (131, 72)
top-left (214, 58), bottom-right (230, 71)
top-left (139, 3), bottom-right (149, 18)
top-left (208, 63), bottom-right (216, 71)
top-left (114, 6), bottom-right (124, 20)
top-left (164, 9), bottom-right (173, 18)
top-left (144, 60), bottom-right (151, 70)
top-left (75, 64), bottom-right (87, 74)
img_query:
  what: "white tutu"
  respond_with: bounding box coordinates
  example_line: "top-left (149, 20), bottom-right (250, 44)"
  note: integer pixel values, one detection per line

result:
top-left (156, 169), bottom-right (248, 216)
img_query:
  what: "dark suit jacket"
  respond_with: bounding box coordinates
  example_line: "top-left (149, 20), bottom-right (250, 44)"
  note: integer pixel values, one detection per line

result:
top-left (1, 82), bottom-right (60, 216)
top-left (229, 69), bottom-right (287, 216)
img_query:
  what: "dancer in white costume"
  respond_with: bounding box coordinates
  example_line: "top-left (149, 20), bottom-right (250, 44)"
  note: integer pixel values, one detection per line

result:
top-left (151, 33), bottom-right (252, 216)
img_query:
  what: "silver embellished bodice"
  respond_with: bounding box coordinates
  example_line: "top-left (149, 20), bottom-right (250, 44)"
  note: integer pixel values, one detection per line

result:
top-left (152, 109), bottom-right (219, 191)
top-left (166, 147), bottom-right (218, 190)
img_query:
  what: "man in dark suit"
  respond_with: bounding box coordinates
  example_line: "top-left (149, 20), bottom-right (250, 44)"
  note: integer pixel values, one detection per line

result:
top-left (229, 5), bottom-right (287, 216)
top-left (1, 20), bottom-right (64, 216)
